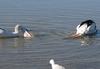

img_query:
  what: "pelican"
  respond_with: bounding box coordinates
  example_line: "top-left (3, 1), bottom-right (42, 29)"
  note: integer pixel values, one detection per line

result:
top-left (71, 20), bottom-right (97, 38)
top-left (49, 59), bottom-right (65, 69)
top-left (0, 24), bottom-right (33, 38)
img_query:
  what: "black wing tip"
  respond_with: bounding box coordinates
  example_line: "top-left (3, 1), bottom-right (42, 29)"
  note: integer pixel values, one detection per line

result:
top-left (80, 19), bottom-right (95, 27)
top-left (82, 19), bottom-right (94, 23)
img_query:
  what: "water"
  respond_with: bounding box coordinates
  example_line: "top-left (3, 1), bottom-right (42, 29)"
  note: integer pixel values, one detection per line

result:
top-left (0, 0), bottom-right (100, 69)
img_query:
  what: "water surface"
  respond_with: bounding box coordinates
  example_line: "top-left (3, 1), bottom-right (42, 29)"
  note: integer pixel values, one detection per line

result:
top-left (0, 0), bottom-right (100, 69)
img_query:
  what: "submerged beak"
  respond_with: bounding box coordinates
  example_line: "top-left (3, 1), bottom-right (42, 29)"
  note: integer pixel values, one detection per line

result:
top-left (20, 26), bottom-right (33, 38)
top-left (24, 31), bottom-right (33, 38)
top-left (67, 32), bottom-right (82, 39)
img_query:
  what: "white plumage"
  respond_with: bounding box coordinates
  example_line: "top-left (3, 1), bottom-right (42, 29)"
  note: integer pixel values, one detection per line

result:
top-left (0, 24), bottom-right (33, 38)
top-left (70, 20), bottom-right (97, 38)
top-left (76, 20), bottom-right (97, 36)
top-left (49, 59), bottom-right (65, 69)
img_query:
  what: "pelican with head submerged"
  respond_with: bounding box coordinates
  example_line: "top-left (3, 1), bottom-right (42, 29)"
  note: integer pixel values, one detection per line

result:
top-left (0, 24), bottom-right (33, 38)
top-left (71, 20), bottom-right (97, 38)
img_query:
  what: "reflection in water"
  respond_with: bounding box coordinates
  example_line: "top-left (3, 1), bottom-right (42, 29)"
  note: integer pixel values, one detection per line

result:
top-left (79, 36), bottom-right (96, 46)
top-left (14, 38), bottom-right (25, 48)
top-left (64, 32), bottom-right (96, 46)
top-left (0, 39), bottom-right (7, 48)
top-left (80, 30), bottom-right (100, 46)
top-left (0, 38), bottom-right (25, 48)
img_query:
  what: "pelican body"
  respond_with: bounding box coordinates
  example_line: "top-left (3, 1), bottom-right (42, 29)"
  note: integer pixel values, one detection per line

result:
top-left (71, 20), bottom-right (97, 38)
top-left (49, 59), bottom-right (65, 69)
top-left (0, 24), bottom-right (33, 38)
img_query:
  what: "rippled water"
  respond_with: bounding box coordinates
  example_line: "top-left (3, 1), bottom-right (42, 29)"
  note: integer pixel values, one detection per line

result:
top-left (0, 0), bottom-right (100, 69)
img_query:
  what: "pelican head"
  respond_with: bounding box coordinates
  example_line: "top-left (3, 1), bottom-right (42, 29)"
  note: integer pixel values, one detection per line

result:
top-left (14, 24), bottom-right (33, 38)
top-left (49, 59), bottom-right (55, 65)
top-left (49, 59), bottom-right (65, 69)
top-left (73, 20), bottom-right (97, 37)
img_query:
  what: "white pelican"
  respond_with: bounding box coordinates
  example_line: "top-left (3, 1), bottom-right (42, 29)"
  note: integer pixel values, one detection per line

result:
top-left (0, 24), bottom-right (33, 38)
top-left (49, 59), bottom-right (65, 69)
top-left (71, 20), bottom-right (97, 38)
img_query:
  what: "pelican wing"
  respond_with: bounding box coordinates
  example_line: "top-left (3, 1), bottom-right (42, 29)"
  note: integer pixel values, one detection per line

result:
top-left (0, 28), bottom-right (5, 34)
top-left (53, 64), bottom-right (65, 69)
top-left (76, 24), bottom-right (87, 35)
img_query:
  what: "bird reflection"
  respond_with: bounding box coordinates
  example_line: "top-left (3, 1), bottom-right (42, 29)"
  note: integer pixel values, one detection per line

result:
top-left (14, 38), bottom-right (25, 48)
top-left (64, 33), bottom-right (96, 46)
top-left (0, 38), bottom-right (25, 48)
top-left (80, 29), bottom-right (100, 46)
top-left (79, 36), bottom-right (96, 46)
